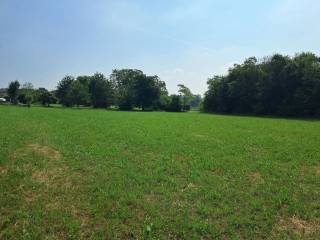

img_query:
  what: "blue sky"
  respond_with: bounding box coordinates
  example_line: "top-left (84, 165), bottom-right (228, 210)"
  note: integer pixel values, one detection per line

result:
top-left (1, 0), bottom-right (320, 94)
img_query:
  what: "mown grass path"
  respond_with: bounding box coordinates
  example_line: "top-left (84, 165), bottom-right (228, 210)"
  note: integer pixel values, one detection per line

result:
top-left (0, 106), bottom-right (319, 239)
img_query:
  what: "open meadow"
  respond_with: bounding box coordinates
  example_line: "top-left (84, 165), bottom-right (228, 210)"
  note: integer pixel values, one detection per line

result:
top-left (0, 105), bottom-right (319, 239)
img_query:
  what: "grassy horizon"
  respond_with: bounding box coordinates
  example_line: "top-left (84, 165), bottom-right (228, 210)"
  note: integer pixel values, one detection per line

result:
top-left (0, 105), bottom-right (319, 239)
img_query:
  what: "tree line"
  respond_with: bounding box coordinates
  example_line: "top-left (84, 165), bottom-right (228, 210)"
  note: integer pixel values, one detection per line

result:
top-left (203, 52), bottom-right (320, 117)
top-left (5, 81), bottom-right (56, 107)
top-left (4, 69), bottom-right (201, 112)
top-left (4, 52), bottom-right (320, 117)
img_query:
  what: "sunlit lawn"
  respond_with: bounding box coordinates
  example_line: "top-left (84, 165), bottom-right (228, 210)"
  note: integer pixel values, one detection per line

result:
top-left (0, 105), bottom-right (319, 239)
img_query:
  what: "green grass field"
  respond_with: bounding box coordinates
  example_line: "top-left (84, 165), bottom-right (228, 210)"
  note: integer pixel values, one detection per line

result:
top-left (0, 106), bottom-right (319, 239)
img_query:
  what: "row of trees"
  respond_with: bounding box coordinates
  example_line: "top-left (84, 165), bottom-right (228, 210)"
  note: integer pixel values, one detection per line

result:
top-left (56, 69), bottom-right (196, 111)
top-left (203, 52), bottom-right (320, 117)
top-left (6, 81), bottom-right (56, 106)
top-left (5, 52), bottom-right (320, 117)
top-left (5, 69), bottom-right (199, 112)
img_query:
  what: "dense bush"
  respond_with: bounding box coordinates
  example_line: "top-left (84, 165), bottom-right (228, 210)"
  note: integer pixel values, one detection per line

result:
top-left (203, 53), bottom-right (320, 117)
top-left (8, 80), bottom-right (20, 104)
top-left (110, 69), bottom-right (167, 111)
top-left (166, 95), bottom-right (183, 112)
top-left (37, 88), bottom-right (56, 107)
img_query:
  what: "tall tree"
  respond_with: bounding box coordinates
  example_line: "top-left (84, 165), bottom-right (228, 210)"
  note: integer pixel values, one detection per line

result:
top-left (70, 77), bottom-right (91, 107)
top-left (37, 88), bottom-right (56, 107)
top-left (178, 84), bottom-right (193, 111)
top-left (7, 80), bottom-right (20, 104)
top-left (110, 69), bottom-right (143, 110)
top-left (133, 75), bottom-right (161, 111)
top-left (166, 94), bottom-right (183, 112)
top-left (18, 82), bottom-right (35, 106)
top-left (152, 78), bottom-right (169, 110)
top-left (89, 73), bottom-right (113, 108)
top-left (56, 76), bottom-right (75, 107)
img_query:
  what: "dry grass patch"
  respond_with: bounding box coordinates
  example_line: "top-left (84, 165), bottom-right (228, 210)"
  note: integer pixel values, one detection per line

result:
top-left (23, 190), bottom-right (40, 203)
top-left (248, 171), bottom-right (264, 184)
top-left (210, 168), bottom-right (224, 175)
top-left (71, 207), bottom-right (106, 239)
top-left (274, 216), bottom-right (320, 236)
top-left (0, 166), bottom-right (7, 175)
top-left (13, 143), bottom-right (62, 162)
top-left (181, 182), bottom-right (197, 192)
top-left (45, 200), bottom-right (61, 211)
top-left (145, 192), bottom-right (158, 202)
top-left (313, 165), bottom-right (320, 175)
top-left (300, 165), bottom-right (320, 178)
top-left (28, 144), bottom-right (61, 161)
top-left (31, 167), bottom-right (67, 187)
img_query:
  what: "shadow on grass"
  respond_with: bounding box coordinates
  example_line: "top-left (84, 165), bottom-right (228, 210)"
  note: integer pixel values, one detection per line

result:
top-left (199, 111), bottom-right (320, 122)
top-left (3, 104), bottom-right (318, 122)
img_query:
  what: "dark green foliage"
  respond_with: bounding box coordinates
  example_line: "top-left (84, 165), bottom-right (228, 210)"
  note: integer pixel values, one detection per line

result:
top-left (133, 75), bottom-right (162, 111)
top-left (18, 82), bottom-right (35, 106)
top-left (7, 80), bottom-right (20, 104)
top-left (70, 76), bottom-right (91, 107)
top-left (89, 73), bottom-right (113, 108)
top-left (203, 52), bottom-right (320, 117)
top-left (110, 69), bottom-right (168, 111)
top-left (166, 94), bottom-right (183, 112)
top-left (54, 70), bottom-right (197, 111)
top-left (37, 88), bottom-right (56, 107)
top-left (17, 93), bottom-right (28, 104)
top-left (155, 94), bottom-right (171, 111)
top-left (56, 75), bottom-right (75, 107)
top-left (55, 74), bottom-right (113, 108)
top-left (110, 69), bottom-right (144, 110)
